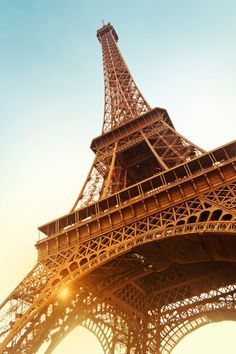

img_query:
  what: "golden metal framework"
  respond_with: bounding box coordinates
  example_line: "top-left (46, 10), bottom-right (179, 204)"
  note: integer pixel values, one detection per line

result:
top-left (0, 23), bottom-right (236, 354)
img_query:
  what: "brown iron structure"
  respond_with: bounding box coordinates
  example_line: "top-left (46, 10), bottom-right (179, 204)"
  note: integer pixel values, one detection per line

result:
top-left (1, 23), bottom-right (236, 354)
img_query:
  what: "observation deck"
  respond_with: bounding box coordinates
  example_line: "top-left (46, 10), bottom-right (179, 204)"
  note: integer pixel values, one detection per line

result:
top-left (36, 141), bottom-right (236, 259)
top-left (97, 23), bottom-right (119, 42)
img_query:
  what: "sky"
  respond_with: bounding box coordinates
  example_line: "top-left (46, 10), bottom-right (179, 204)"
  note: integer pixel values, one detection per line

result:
top-left (0, 0), bottom-right (236, 353)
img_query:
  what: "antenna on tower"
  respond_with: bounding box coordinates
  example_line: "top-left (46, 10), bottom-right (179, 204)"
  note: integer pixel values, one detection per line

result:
top-left (102, 19), bottom-right (105, 26)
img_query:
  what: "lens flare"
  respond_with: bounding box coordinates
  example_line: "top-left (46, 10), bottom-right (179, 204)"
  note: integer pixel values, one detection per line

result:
top-left (59, 287), bottom-right (69, 299)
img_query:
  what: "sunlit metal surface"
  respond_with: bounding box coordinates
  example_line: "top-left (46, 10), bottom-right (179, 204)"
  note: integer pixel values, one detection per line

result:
top-left (0, 23), bottom-right (236, 354)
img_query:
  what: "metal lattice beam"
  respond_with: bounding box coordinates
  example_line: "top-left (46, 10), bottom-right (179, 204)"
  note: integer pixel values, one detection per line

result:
top-left (1, 23), bottom-right (236, 354)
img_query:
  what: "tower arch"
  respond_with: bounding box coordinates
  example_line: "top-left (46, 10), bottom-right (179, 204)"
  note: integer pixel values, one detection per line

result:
top-left (0, 23), bottom-right (236, 354)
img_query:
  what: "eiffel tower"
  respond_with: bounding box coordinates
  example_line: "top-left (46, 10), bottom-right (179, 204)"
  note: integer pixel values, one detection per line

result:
top-left (1, 23), bottom-right (236, 354)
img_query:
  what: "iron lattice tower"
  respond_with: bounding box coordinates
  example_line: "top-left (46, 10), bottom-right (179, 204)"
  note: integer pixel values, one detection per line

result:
top-left (1, 23), bottom-right (236, 354)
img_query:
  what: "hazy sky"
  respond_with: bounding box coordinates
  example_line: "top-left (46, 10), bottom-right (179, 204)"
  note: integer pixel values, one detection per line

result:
top-left (0, 0), bottom-right (236, 353)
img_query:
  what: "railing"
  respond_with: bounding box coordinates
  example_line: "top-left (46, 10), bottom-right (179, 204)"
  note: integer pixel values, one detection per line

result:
top-left (38, 141), bottom-right (236, 239)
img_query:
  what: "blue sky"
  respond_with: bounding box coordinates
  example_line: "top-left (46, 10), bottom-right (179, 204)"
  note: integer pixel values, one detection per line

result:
top-left (0, 1), bottom-right (236, 353)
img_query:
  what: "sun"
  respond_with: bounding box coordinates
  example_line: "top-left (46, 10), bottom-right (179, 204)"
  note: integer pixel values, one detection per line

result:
top-left (58, 287), bottom-right (70, 300)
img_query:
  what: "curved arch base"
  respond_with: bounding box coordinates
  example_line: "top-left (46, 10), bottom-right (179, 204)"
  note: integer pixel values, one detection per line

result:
top-left (32, 260), bottom-right (236, 354)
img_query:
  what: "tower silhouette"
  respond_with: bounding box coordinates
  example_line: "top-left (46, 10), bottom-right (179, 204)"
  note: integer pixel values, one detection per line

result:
top-left (0, 23), bottom-right (236, 354)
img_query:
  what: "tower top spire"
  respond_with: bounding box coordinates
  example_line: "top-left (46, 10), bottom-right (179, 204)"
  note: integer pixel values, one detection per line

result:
top-left (97, 22), bottom-right (119, 43)
top-left (97, 23), bottom-right (150, 133)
